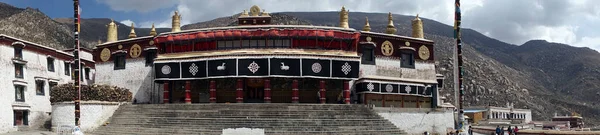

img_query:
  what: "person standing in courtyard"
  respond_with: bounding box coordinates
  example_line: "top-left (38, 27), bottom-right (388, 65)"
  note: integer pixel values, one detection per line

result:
top-left (495, 125), bottom-right (501, 135)
top-left (468, 126), bottom-right (473, 135)
top-left (507, 126), bottom-right (512, 135)
top-left (513, 126), bottom-right (519, 135)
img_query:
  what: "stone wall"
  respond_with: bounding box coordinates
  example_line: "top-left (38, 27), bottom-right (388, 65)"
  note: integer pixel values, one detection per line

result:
top-left (375, 107), bottom-right (455, 135)
top-left (51, 101), bottom-right (123, 132)
top-left (0, 45), bottom-right (94, 134)
top-left (95, 58), bottom-right (161, 103)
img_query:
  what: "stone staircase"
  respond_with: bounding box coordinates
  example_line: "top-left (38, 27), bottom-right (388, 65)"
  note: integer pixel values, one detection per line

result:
top-left (90, 104), bottom-right (406, 135)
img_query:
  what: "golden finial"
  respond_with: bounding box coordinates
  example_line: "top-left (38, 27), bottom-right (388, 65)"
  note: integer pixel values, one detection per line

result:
top-left (172, 11), bottom-right (181, 32)
top-left (412, 14), bottom-right (424, 38)
top-left (149, 23), bottom-right (157, 36)
top-left (106, 18), bottom-right (118, 42)
top-left (128, 23), bottom-right (137, 38)
top-left (362, 17), bottom-right (371, 32)
top-left (339, 6), bottom-right (349, 29)
top-left (260, 9), bottom-right (270, 17)
top-left (385, 12), bottom-right (397, 34)
top-left (240, 10), bottom-right (249, 17)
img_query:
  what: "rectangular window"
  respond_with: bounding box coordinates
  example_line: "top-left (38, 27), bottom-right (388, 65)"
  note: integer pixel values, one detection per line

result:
top-left (49, 81), bottom-right (58, 91)
top-left (85, 68), bottom-right (90, 80)
top-left (15, 85), bottom-right (25, 102)
top-left (15, 64), bottom-right (24, 78)
top-left (36, 80), bottom-right (45, 95)
top-left (14, 47), bottom-right (22, 59)
top-left (47, 58), bottom-right (55, 72)
top-left (361, 46), bottom-right (375, 65)
top-left (114, 54), bottom-right (126, 70)
top-left (145, 50), bottom-right (157, 66)
top-left (400, 50), bottom-right (415, 68)
top-left (13, 110), bottom-right (28, 126)
top-left (64, 62), bottom-right (70, 76)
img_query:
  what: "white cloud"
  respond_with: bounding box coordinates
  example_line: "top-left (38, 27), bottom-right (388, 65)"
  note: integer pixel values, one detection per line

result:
top-left (574, 36), bottom-right (600, 51)
top-left (120, 20), bottom-right (134, 26)
top-left (103, 0), bottom-right (600, 52)
top-left (96, 0), bottom-right (178, 13)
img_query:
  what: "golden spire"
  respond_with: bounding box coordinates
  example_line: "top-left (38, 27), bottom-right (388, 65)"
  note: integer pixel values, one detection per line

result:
top-left (149, 23), bottom-right (157, 36)
top-left (339, 6), bottom-right (349, 29)
top-left (240, 10), bottom-right (249, 17)
top-left (171, 11), bottom-right (181, 32)
top-left (385, 12), bottom-right (397, 34)
top-left (412, 14), bottom-right (424, 38)
top-left (362, 17), bottom-right (371, 32)
top-left (260, 9), bottom-right (270, 17)
top-left (106, 19), bottom-right (118, 42)
top-left (128, 23), bottom-right (137, 38)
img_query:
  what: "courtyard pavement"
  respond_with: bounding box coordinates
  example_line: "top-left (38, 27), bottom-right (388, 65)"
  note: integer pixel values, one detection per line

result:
top-left (1, 131), bottom-right (56, 135)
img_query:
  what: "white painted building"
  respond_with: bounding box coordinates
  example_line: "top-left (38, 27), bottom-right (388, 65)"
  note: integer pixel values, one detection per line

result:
top-left (0, 34), bottom-right (95, 134)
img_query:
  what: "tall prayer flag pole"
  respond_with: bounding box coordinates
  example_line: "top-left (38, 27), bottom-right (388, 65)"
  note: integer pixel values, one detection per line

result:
top-left (73, 0), bottom-right (82, 126)
top-left (454, 0), bottom-right (465, 132)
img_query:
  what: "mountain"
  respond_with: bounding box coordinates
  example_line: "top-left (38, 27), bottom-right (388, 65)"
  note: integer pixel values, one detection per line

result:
top-left (0, 2), bottom-right (598, 127)
top-left (54, 18), bottom-right (171, 44)
top-left (279, 12), bottom-right (600, 127)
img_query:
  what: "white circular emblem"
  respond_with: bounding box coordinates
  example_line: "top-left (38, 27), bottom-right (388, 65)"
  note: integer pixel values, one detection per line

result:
top-left (161, 65), bottom-right (171, 75)
top-left (248, 61), bottom-right (260, 74)
top-left (312, 62), bottom-right (322, 73)
top-left (385, 84), bottom-right (393, 92)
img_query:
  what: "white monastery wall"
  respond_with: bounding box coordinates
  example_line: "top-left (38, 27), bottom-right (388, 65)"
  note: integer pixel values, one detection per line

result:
top-left (51, 101), bottom-right (122, 132)
top-left (375, 107), bottom-right (454, 135)
top-left (0, 44), bottom-right (95, 134)
top-left (95, 58), bottom-right (159, 103)
top-left (360, 57), bottom-right (436, 82)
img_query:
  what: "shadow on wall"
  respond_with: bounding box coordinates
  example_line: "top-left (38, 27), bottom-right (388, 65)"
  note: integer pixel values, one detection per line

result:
top-left (133, 69), bottom-right (158, 104)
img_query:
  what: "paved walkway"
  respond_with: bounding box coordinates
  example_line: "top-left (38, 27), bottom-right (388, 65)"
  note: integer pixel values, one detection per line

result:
top-left (1, 131), bottom-right (56, 135)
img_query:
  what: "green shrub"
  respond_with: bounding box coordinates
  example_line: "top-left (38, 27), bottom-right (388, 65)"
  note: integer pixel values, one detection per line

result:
top-left (50, 83), bottom-right (132, 103)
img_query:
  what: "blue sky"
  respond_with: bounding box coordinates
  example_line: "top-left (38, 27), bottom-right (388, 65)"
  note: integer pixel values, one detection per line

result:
top-left (1, 0), bottom-right (599, 51)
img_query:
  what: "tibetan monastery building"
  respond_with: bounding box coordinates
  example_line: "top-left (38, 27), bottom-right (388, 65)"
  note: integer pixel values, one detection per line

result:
top-left (94, 6), bottom-right (440, 107)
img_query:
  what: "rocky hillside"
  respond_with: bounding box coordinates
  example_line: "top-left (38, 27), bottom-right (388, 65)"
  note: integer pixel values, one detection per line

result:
top-left (54, 18), bottom-right (171, 43)
top-left (0, 6), bottom-right (75, 49)
top-left (281, 12), bottom-right (600, 127)
top-left (182, 13), bottom-right (311, 29)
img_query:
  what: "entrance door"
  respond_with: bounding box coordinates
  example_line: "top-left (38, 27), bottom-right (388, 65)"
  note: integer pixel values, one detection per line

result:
top-left (245, 78), bottom-right (264, 103)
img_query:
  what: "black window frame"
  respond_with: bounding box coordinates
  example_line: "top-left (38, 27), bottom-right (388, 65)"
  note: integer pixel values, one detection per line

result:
top-left (64, 62), bottom-right (70, 76)
top-left (35, 80), bottom-right (45, 96)
top-left (47, 57), bottom-right (55, 72)
top-left (15, 63), bottom-right (24, 79)
top-left (114, 53), bottom-right (126, 70)
top-left (85, 68), bottom-right (90, 80)
top-left (400, 50), bottom-right (415, 69)
top-left (49, 81), bottom-right (58, 91)
top-left (15, 85), bottom-right (25, 102)
top-left (145, 50), bottom-right (157, 67)
top-left (360, 45), bottom-right (376, 65)
top-left (14, 47), bottom-right (23, 59)
top-left (13, 110), bottom-right (28, 126)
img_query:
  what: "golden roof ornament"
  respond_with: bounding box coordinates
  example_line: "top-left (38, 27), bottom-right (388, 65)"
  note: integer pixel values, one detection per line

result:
top-left (362, 17), bottom-right (371, 32)
top-left (260, 9), bottom-right (270, 17)
top-left (385, 12), bottom-right (397, 34)
top-left (412, 14), bottom-right (424, 38)
top-left (106, 19), bottom-right (118, 42)
top-left (339, 6), bottom-right (349, 29)
top-left (128, 23), bottom-right (137, 38)
top-left (149, 23), bottom-right (157, 36)
top-left (250, 5), bottom-right (261, 16)
top-left (171, 11), bottom-right (181, 32)
top-left (240, 10), bottom-right (249, 17)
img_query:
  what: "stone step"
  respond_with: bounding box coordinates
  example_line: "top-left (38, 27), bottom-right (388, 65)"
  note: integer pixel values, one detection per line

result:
top-left (90, 104), bottom-right (405, 135)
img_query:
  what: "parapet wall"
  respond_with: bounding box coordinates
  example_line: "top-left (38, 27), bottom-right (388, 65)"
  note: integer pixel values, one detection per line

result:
top-left (375, 107), bottom-right (454, 135)
top-left (51, 101), bottom-right (125, 132)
